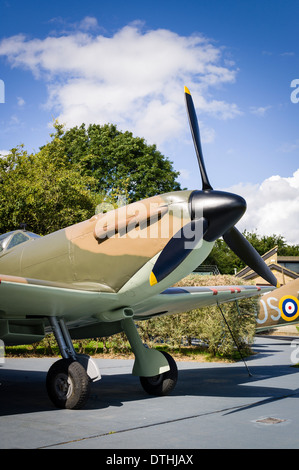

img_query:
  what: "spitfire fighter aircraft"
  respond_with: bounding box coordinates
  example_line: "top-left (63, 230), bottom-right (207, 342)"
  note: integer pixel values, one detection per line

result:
top-left (0, 87), bottom-right (280, 409)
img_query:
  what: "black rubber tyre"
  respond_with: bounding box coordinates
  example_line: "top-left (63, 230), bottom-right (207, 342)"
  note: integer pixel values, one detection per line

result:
top-left (46, 358), bottom-right (90, 409)
top-left (139, 351), bottom-right (178, 396)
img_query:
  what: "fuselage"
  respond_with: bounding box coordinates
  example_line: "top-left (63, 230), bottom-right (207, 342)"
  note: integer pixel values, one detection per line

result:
top-left (0, 187), bottom-right (248, 308)
top-left (0, 191), bottom-right (212, 297)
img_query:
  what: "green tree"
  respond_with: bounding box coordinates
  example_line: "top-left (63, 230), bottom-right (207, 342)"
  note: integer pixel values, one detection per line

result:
top-left (243, 230), bottom-right (299, 256)
top-left (0, 121), bottom-right (182, 235)
top-left (42, 122), bottom-right (181, 203)
top-left (0, 145), bottom-right (97, 235)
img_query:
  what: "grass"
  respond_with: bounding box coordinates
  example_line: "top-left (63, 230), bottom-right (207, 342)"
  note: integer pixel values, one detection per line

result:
top-left (4, 340), bottom-right (252, 363)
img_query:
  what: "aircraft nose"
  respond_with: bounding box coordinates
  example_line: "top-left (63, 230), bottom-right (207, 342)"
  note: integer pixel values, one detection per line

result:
top-left (190, 190), bottom-right (247, 242)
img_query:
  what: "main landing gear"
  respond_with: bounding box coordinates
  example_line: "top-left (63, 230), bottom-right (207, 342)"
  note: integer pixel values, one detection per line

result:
top-left (46, 317), bottom-right (100, 409)
top-left (46, 316), bottom-right (178, 409)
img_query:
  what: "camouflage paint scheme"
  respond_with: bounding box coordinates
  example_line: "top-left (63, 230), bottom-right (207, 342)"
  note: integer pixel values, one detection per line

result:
top-left (0, 190), bottom-right (214, 344)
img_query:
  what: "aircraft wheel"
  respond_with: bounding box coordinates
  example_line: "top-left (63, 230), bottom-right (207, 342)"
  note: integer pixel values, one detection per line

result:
top-left (46, 358), bottom-right (90, 409)
top-left (139, 351), bottom-right (178, 396)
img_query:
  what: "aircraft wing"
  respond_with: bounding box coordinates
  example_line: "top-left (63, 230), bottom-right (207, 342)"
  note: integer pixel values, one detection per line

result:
top-left (132, 284), bottom-right (274, 320)
top-left (0, 274), bottom-right (119, 318)
top-left (0, 274), bottom-right (121, 344)
top-left (0, 273), bottom-right (272, 320)
top-left (0, 272), bottom-right (273, 344)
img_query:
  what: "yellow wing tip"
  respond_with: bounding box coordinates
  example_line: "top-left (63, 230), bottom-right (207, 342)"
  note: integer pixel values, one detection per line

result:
top-left (184, 86), bottom-right (191, 95)
top-left (149, 272), bottom-right (158, 286)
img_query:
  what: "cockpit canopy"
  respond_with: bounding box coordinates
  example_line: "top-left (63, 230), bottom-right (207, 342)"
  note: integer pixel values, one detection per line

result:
top-left (0, 230), bottom-right (41, 254)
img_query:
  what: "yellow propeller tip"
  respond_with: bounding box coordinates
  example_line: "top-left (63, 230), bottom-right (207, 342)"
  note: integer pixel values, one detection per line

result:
top-left (149, 272), bottom-right (158, 286)
top-left (276, 282), bottom-right (281, 288)
top-left (184, 86), bottom-right (191, 95)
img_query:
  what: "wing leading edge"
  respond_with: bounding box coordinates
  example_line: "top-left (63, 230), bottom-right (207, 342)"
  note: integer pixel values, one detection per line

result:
top-left (132, 285), bottom-right (273, 320)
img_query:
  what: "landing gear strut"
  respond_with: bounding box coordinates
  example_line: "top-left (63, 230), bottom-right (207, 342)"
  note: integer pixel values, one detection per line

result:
top-left (46, 317), bottom-right (100, 409)
top-left (121, 317), bottom-right (178, 396)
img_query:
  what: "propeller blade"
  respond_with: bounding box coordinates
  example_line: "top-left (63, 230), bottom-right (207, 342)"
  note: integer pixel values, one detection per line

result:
top-left (184, 86), bottom-right (278, 287)
top-left (223, 226), bottom-right (279, 287)
top-left (184, 86), bottom-right (213, 191)
top-left (150, 218), bottom-right (208, 285)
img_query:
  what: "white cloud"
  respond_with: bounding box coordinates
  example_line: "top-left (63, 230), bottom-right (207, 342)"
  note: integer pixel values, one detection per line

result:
top-left (278, 140), bottom-right (299, 153)
top-left (78, 16), bottom-right (100, 32)
top-left (0, 149), bottom-right (10, 158)
top-left (178, 168), bottom-right (190, 180)
top-left (48, 15), bottom-right (103, 35)
top-left (280, 51), bottom-right (295, 57)
top-left (227, 169), bottom-right (299, 245)
top-left (17, 96), bottom-right (25, 107)
top-left (200, 126), bottom-right (216, 144)
top-left (250, 105), bottom-right (271, 117)
top-left (0, 22), bottom-right (241, 146)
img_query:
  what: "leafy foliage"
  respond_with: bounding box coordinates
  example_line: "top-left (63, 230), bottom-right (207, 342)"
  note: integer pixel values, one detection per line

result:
top-left (0, 122), bottom-right (182, 234)
top-left (0, 145), bottom-right (98, 235)
top-left (42, 122), bottom-right (182, 203)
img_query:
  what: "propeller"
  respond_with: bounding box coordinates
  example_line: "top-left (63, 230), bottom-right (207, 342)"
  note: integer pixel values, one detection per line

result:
top-left (150, 87), bottom-right (279, 288)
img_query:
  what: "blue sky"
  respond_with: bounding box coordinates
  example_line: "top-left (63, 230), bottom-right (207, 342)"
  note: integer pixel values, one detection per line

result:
top-left (0, 0), bottom-right (298, 243)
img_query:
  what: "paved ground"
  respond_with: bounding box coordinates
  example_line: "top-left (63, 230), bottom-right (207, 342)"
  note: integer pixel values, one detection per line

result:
top-left (1, 336), bottom-right (299, 450)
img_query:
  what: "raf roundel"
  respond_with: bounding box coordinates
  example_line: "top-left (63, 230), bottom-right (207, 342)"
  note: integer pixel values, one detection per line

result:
top-left (279, 295), bottom-right (299, 322)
